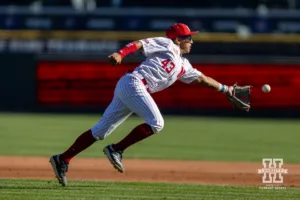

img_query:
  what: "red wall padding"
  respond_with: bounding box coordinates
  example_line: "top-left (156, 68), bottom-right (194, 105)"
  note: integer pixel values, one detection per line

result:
top-left (37, 61), bottom-right (300, 109)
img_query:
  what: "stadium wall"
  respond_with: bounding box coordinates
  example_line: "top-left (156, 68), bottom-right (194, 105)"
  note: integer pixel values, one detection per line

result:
top-left (1, 54), bottom-right (300, 118)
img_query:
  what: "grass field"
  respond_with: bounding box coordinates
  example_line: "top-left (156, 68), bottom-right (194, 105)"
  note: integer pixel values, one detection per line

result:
top-left (0, 179), bottom-right (299, 200)
top-left (1, 112), bottom-right (300, 200)
top-left (0, 112), bottom-right (299, 162)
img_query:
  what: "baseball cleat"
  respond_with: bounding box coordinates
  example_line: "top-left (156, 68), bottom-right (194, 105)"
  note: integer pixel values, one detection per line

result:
top-left (49, 154), bottom-right (69, 186)
top-left (103, 144), bottom-right (124, 173)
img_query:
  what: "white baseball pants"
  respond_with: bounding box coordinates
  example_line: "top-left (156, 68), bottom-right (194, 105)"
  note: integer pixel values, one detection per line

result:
top-left (91, 73), bottom-right (164, 140)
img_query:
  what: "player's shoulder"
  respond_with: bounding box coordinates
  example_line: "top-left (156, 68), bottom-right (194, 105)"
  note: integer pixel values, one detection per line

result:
top-left (145, 37), bottom-right (172, 45)
top-left (154, 37), bottom-right (181, 52)
top-left (140, 37), bottom-right (172, 47)
top-left (150, 36), bottom-right (171, 42)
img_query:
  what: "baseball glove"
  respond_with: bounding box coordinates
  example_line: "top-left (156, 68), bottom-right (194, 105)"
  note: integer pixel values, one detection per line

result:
top-left (226, 84), bottom-right (251, 112)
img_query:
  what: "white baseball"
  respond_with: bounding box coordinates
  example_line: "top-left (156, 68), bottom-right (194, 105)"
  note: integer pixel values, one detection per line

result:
top-left (262, 84), bottom-right (271, 93)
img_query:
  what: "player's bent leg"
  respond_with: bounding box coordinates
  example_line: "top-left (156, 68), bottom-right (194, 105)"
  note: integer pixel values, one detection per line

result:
top-left (104, 74), bottom-right (164, 172)
top-left (113, 123), bottom-right (155, 153)
top-left (147, 113), bottom-right (164, 133)
top-left (119, 85), bottom-right (164, 134)
top-left (112, 77), bottom-right (164, 153)
top-left (116, 74), bottom-right (164, 134)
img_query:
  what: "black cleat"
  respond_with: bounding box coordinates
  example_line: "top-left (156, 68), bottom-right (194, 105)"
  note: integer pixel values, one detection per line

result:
top-left (103, 144), bottom-right (124, 173)
top-left (49, 154), bottom-right (69, 186)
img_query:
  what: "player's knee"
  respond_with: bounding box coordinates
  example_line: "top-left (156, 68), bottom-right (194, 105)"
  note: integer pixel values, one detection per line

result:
top-left (91, 123), bottom-right (115, 140)
top-left (90, 126), bottom-right (103, 140)
top-left (150, 119), bottom-right (164, 133)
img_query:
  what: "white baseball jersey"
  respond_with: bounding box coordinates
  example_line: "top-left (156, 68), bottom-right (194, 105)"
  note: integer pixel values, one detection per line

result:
top-left (91, 37), bottom-right (202, 139)
top-left (132, 37), bottom-right (202, 93)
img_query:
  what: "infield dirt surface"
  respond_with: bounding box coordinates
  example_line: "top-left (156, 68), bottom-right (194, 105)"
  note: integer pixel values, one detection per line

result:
top-left (1, 156), bottom-right (299, 187)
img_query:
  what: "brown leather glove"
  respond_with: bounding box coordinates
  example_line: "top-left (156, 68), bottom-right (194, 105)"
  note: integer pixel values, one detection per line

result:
top-left (226, 84), bottom-right (251, 112)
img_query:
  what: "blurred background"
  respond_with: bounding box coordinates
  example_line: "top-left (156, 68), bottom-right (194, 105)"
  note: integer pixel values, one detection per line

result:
top-left (0, 0), bottom-right (300, 174)
top-left (1, 0), bottom-right (300, 118)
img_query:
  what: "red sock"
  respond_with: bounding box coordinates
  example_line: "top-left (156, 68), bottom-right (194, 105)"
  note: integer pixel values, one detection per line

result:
top-left (113, 123), bottom-right (154, 152)
top-left (60, 129), bottom-right (96, 163)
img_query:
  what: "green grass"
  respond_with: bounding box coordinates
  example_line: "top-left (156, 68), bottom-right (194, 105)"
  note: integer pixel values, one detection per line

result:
top-left (0, 112), bottom-right (300, 162)
top-left (0, 179), bottom-right (299, 200)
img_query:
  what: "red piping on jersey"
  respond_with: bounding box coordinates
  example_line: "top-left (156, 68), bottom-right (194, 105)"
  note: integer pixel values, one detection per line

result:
top-left (141, 79), bottom-right (147, 85)
top-left (139, 78), bottom-right (150, 93)
top-left (118, 42), bottom-right (138, 58)
top-left (177, 66), bottom-right (186, 78)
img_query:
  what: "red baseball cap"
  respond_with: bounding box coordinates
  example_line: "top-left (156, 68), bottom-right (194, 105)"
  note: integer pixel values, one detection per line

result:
top-left (166, 23), bottom-right (198, 39)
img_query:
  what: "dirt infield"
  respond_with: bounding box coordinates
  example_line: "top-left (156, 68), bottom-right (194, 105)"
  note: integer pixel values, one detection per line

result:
top-left (1, 156), bottom-right (300, 187)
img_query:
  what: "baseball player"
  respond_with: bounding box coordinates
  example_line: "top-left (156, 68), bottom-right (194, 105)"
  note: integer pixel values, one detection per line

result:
top-left (49, 23), bottom-right (236, 186)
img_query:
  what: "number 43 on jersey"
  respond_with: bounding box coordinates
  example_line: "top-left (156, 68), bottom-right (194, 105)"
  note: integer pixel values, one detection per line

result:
top-left (161, 59), bottom-right (185, 78)
top-left (161, 59), bottom-right (175, 73)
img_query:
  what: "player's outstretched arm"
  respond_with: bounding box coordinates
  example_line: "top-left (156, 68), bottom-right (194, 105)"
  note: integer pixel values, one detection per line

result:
top-left (108, 41), bottom-right (143, 65)
top-left (194, 74), bottom-right (233, 96)
top-left (194, 74), bottom-right (252, 112)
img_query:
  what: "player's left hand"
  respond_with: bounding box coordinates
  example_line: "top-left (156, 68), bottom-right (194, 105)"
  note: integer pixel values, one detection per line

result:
top-left (108, 53), bottom-right (122, 65)
top-left (226, 86), bottom-right (234, 96)
top-left (226, 84), bottom-right (251, 112)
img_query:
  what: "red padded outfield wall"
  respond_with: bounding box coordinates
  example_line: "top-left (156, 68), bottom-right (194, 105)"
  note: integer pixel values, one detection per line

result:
top-left (37, 61), bottom-right (300, 110)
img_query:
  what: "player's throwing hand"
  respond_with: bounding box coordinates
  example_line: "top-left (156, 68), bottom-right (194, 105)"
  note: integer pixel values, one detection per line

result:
top-left (108, 53), bottom-right (122, 65)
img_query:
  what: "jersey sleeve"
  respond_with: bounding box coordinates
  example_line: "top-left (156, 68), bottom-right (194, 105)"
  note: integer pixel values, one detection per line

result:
top-left (139, 37), bottom-right (171, 57)
top-left (179, 59), bottom-right (202, 84)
